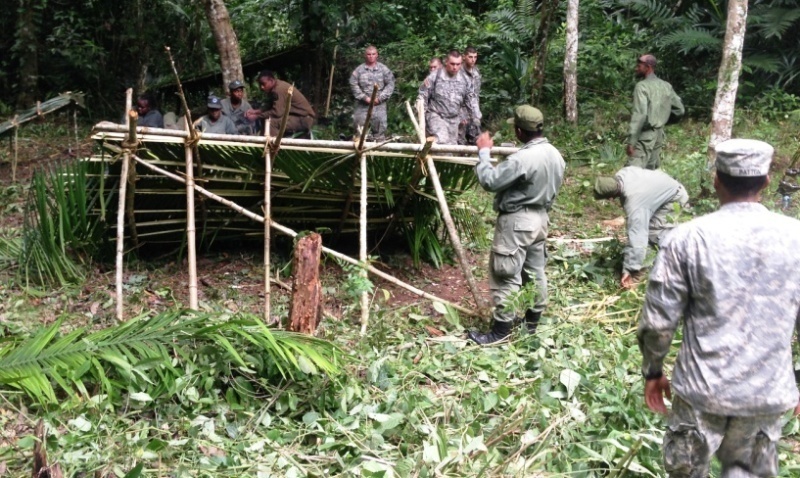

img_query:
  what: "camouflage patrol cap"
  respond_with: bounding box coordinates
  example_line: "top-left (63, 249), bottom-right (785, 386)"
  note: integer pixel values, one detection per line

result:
top-left (594, 176), bottom-right (620, 199)
top-left (507, 105), bottom-right (543, 132)
top-left (207, 95), bottom-right (223, 109)
top-left (228, 80), bottom-right (245, 90)
top-left (715, 139), bottom-right (773, 177)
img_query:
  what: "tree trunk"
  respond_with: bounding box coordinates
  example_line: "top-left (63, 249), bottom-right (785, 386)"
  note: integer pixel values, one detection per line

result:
top-left (289, 233), bottom-right (323, 334)
top-left (531, 0), bottom-right (561, 105)
top-left (563, 0), bottom-right (579, 123)
top-left (15, 0), bottom-right (40, 108)
top-left (201, 0), bottom-right (244, 93)
top-left (707, 0), bottom-right (748, 163)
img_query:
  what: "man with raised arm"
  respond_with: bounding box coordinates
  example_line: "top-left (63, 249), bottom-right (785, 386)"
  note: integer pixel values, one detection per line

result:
top-left (468, 106), bottom-right (565, 345)
top-left (639, 139), bottom-right (800, 477)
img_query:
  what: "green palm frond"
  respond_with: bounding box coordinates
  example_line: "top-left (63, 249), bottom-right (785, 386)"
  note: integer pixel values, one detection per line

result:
top-left (748, 6), bottom-right (800, 40)
top-left (0, 310), bottom-right (343, 406)
top-left (660, 26), bottom-right (721, 54)
top-left (743, 54), bottom-right (783, 75)
top-left (624, 0), bottom-right (675, 24)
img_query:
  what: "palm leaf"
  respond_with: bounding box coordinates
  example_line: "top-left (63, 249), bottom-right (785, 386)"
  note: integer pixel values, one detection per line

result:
top-left (0, 311), bottom-right (343, 406)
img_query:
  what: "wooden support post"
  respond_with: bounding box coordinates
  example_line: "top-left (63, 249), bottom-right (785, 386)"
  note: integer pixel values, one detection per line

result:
top-left (12, 118), bottom-right (18, 183)
top-left (184, 120), bottom-right (199, 310)
top-left (116, 89), bottom-right (135, 321)
top-left (406, 102), bottom-right (487, 311)
top-left (130, 153), bottom-right (480, 317)
top-left (263, 119), bottom-right (272, 323)
top-left (289, 233), bottom-right (323, 334)
top-left (359, 142), bottom-right (370, 334)
top-left (324, 28), bottom-right (339, 118)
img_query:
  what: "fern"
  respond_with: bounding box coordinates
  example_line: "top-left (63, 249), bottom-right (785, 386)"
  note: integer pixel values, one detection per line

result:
top-left (748, 6), bottom-right (800, 40)
top-left (660, 26), bottom-right (721, 54)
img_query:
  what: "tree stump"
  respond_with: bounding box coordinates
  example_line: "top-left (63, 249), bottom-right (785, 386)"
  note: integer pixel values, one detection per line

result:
top-left (289, 233), bottom-right (323, 334)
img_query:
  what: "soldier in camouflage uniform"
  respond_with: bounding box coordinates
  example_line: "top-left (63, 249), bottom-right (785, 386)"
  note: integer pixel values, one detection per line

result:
top-left (638, 139), bottom-right (800, 477)
top-left (594, 167), bottom-right (688, 288)
top-left (468, 106), bottom-right (565, 345)
top-left (458, 46), bottom-right (482, 145)
top-left (349, 46), bottom-right (395, 141)
top-left (417, 50), bottom-right (481, 145)
top-left (627, 54), bottom-right (684, 169)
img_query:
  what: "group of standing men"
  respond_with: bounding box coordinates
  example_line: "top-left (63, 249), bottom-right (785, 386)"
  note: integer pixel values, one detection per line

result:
top-left (349, 45), bottom-right (483, 145)
top-left (468, 52), bottom-right (800, 478)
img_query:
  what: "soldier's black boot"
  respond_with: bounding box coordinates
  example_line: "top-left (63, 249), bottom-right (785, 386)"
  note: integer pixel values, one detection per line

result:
top-left (524, 310), bottom-right (542, 334)
top-left (467, 320), bottom-right (514, 345)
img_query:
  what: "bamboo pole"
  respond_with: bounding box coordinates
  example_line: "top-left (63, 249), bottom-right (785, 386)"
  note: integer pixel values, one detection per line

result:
top-left (406, 102), bottom-right (487, 311)
top-left (324, 28), bottom-right (339, 118)
top-left (91, 123), bottom-right (519, 157)
top-left (116, 90), bottom-right (136, 321)
top-left (130, 154), bottom-right (478, 316)
top-left (184, 119), bottom-right (199, 310)
top-left (262, 127), bottom-right (279, 324)
top-left (12, 117), bottom-right (18, 183)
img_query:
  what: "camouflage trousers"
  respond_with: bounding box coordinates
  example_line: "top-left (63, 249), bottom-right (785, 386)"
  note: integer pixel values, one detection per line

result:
top-left (457, 119), bottom-right (480, 145)
top-left (649, 184), bottom-right (689, 246)
top-left (663, 395), bottom-right (783, 478)
top-left (425, 111), bottom-right (459, 145)
top-left (627, 128), bottom-right (666, 169)
top-left (489, 208), bottom-right (549, 324)
top-left (353, 103), bottom-right (388, 141)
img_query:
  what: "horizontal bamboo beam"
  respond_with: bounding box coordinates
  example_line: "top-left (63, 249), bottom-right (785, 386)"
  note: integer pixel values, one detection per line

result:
top-left (91, 122), bottom-right (519, 158)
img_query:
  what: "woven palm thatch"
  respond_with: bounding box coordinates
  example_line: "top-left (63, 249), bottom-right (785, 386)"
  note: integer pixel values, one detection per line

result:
top-left (88, 123), bottom-right (519, 263)
top-left (0, 92), bottom-right (85, 137)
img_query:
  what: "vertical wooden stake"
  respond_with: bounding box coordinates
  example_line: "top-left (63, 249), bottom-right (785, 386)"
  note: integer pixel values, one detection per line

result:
top-left (185, 120), bottom-right (199, 310)
top-left (263, 119), bottom-right (272, 323)
top-left (116, 89), bottom-right (135, 321)
top-left (324, 28), bottom-right (340, 118)
top-left (12, 119), bottom-right (18, 183)
top-left (289, 233), bottom-right (323, 334)
top-left (359, 148), bottom-right (369, 335)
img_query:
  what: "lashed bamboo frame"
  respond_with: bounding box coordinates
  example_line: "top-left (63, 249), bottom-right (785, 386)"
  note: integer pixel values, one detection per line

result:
top-left (98, 112), bottom-right (519, 325)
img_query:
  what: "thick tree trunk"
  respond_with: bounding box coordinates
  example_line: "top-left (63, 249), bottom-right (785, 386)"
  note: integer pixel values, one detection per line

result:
top-left (289, 233), bottom-right (323, 334)
top-left (707, 0), bottom-right (747, 163)
top-left (531, 0), bottom-right (561, 105)
top-left (15, 0), bottom-right (40, 108)
top-left (563, 0), bottom-right (579, 123)
top-left (201, 0), bottom-right (244, 93)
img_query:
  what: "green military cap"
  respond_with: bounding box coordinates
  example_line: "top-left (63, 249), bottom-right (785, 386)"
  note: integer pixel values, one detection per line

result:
top-left (715, 139), bottom-right (773, 177)
top-left (228, 80), bottom-right (245, 90)
top-left (594, 176), bottom-right (620, 199)
top-left (207, 95), bottom-right (222, 109)
top-left (507, 105), bottom-right (543, 132)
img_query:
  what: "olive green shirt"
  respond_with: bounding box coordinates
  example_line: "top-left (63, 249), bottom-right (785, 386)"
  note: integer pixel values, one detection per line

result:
top-left (476, 138), bottom-right (565, 213)
top-left (628, 74), bottom-right (684, 146)
top-left (616, 166), bottom-right (683, 272)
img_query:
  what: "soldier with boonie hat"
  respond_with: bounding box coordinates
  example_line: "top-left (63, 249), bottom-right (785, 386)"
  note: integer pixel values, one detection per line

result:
top-left (639, 137), bottom-right (800, 477)
top-left (222, 79), bottom-right (254, 135)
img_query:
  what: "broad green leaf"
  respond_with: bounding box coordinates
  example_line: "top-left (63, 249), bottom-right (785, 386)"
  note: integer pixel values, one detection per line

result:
top-left (560, 369), bottom-right (582, 398)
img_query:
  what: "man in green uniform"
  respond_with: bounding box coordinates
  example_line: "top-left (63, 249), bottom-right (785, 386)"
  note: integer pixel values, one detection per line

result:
top-left (245, 70), bottom-right (316, 138)
top-left (594, 167), bottom-right (688, 288)
top-left (627, 54), bottom-right (684, 169)
top-left (196, 95), bottom-right (238, 135)
top-left (468, 106), bottom-right (565, 344)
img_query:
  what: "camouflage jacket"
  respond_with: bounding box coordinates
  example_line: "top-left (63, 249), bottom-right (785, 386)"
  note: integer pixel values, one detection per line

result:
top-left (476, 137), bottom-right (565, 213)
top-left (628, 74), bottom-right (684, 145)
top-left (349, 62), bottom-right (395, 105)
top-left (460, 66), bottom-right (482, 121)
top-left (639, 202), bottom-right (800, 416)
top-left (418, 69), bottom-right (481, 121)
top-left (617, 166), bottom-right (684, 272)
